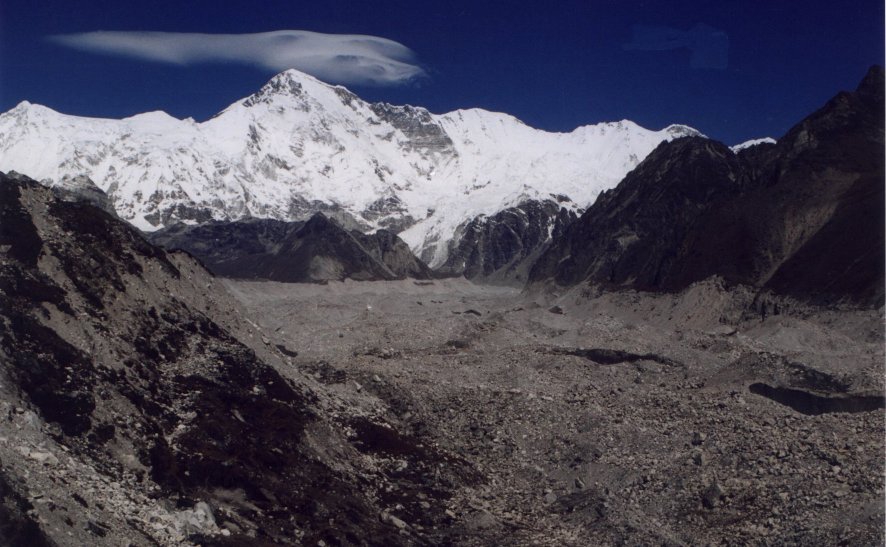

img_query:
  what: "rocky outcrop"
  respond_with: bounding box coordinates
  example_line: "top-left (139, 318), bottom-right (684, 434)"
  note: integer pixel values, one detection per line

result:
top-left (4, 170), bottom-right (117, 216)
top-left (354, 227), bottom-right (433, 280)
top-left (528, 137), bottom-right (749, 288)
top-left (529, 66), bottom-right (885, 306)
top-left (369, 102), bottom-right (456, 156)
top-left (148, 213), bottom-right (432, 282)
top-left (0, 172), bottom-right (473, 545)
top-left (51, 174), bottom-right (118, 216)
top-left (437, 199), bottom-right (578, 284)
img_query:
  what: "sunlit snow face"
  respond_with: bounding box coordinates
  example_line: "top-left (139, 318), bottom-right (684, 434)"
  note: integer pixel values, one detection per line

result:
top-left (0, 71), bottom-right (698, 263)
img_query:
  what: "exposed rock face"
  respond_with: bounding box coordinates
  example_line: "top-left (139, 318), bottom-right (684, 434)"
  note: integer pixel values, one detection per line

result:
top-left (4, 170), bottom-right (117, 217)
top-left (438, 199), bottom-right (578, 284)
top-left (147, 217), bottom-right (296, 272)
top-left (148, 213), bottom-right (432, 282)
top-left (0, 172), bottom-right (473, 545)
top-left (51, 174), bottom-right (118, 216)
top-left (529, 138), bottom-right (749, 288)
top-left (368, 102), bottom-right (456, 155)
top-left (354, 227), bottom-right (433, 280)
top-left (529, 66), bottom-right (885, 306)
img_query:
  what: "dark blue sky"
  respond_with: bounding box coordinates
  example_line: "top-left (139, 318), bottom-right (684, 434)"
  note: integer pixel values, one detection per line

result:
top-left (1, 0), bottom-right (882, 145)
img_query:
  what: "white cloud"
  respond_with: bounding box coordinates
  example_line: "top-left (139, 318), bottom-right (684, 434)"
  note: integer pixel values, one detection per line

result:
top-left (48, 30), bottom-right (426, 86)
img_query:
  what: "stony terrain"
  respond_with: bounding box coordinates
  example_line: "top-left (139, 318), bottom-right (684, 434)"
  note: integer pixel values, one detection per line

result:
top-left (227, 277), bottom-right (885, 546)
top-left (0, 175), bottom-right (474, 546)
top-left (1, 170), bottom-right (883, 545)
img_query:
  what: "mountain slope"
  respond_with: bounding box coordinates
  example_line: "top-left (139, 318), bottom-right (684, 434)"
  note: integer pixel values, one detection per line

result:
top-left (0, 69), bottom-right (699, 267)
top-left (437, 199), bottom-right (578, 284)
top-left (148, 213), bottom-right (432, 282)
top-left (529, 66), bottom-right (885, 306)
top-left (0, 171), bottom-right (474, 545)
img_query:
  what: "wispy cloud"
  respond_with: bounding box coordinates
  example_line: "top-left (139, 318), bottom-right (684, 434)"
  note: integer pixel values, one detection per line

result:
top-left (624, 23), bottom-right (729, 70)
top-left (47, 30), bottom-right (426, 86)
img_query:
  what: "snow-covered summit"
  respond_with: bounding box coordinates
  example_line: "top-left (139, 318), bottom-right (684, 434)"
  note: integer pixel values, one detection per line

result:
top-left (730, 137), bottom-right (776, 153)
top-left (0, 68), bottom-right (701, 266)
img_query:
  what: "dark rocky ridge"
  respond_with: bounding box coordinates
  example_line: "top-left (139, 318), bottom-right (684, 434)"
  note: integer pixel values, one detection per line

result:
top-left (148, 213), bottom-right (432, 283)
top-left (438, 199), bottom-right (578, 285)
top-left (529, 66), bottom-right (885, 306)
top-left (4, 170), bottom-right (117, 217)
top-left (0, 172), bottom-right (475, 545)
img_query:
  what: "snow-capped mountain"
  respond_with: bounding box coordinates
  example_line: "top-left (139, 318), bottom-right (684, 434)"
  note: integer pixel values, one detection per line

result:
top-left (0, 69), bottom-right (700, 266)
top-left (730, 137), bottom-right (776, 153)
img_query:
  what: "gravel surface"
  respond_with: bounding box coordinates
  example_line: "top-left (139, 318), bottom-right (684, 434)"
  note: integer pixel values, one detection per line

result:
top-left (226, 277), bottom-right (885, 546)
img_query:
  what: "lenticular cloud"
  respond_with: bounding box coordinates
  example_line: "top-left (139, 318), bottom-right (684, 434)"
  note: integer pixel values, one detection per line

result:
top-left (48, 30), bottom-right (426, 86)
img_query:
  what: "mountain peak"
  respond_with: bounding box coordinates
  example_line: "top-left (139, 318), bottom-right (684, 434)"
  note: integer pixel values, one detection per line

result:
top-left (856, 64), bottom-right (884, 103)
top-left (730, 137), bottom-right (776, 153)
top-left (8, 100), bottom-right (57, 119)
top-left (664, 124), bottom-right (705, 139)
top-left (300, 211), bottom-right (337, 231)
top-left (237, 68), bottom-right (367, 114)
top-left (121, 110), bottom-right (183, 130)
top-left (276, 68), bottom-right (329, 86)
top-left (241, 69), bottom-right (337, 108)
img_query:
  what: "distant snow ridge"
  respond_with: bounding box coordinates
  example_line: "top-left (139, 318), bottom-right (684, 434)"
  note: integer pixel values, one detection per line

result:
top-left (0, 69), bottom-right (701, 266)
top-left (730, 137), bottom-right (776, 153)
